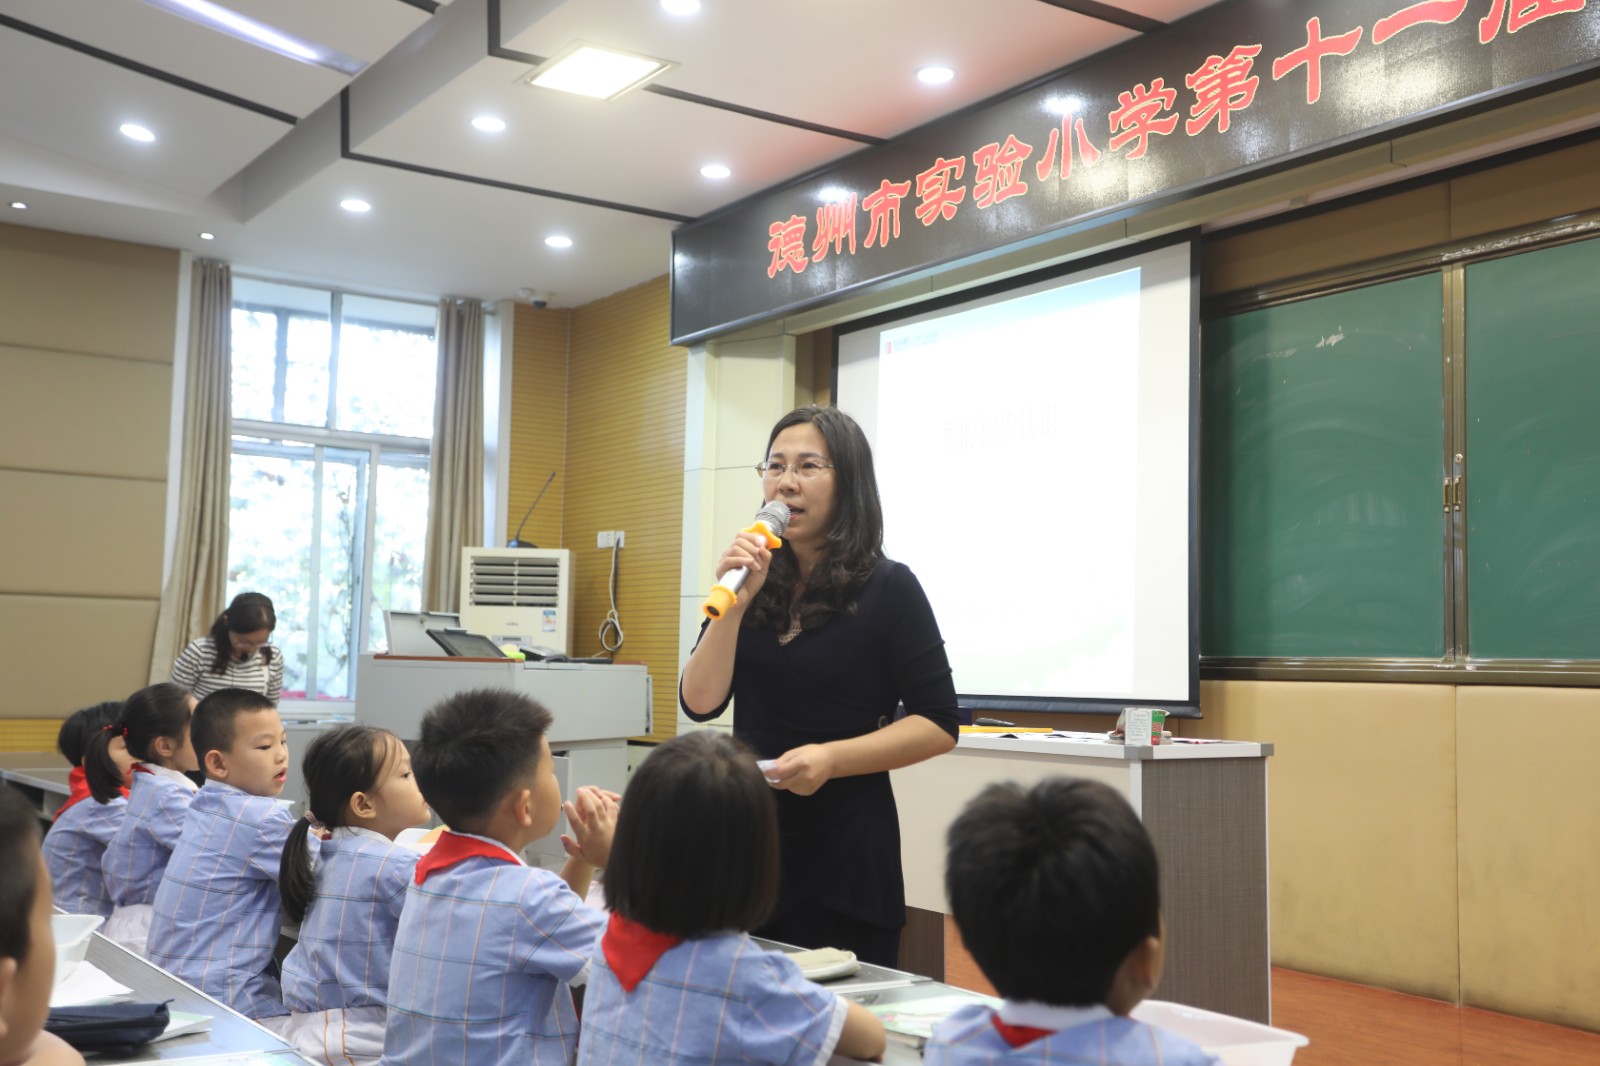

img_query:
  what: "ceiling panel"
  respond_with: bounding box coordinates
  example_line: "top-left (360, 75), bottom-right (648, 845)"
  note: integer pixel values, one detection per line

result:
top-left (503, 0), bottom-right (1134, 139)
top-left (224, 158), bottom-right (675, 306)
top-left (1116, 0), bottom-right (1231, 25)
top-left (355, 57), bottom-right (865, 219)
top-left (0, 33), bottom-right (294, 197)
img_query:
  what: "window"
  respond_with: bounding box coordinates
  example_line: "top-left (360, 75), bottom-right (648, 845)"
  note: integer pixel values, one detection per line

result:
top-left (227, 278), bottom-right (437, 700)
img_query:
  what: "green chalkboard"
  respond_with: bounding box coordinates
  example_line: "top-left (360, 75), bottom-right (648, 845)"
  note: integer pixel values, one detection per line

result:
top-left (1464, 238), bottom-right (1600, 660)
top-left (1202, 275), bottom-right (1447, 657)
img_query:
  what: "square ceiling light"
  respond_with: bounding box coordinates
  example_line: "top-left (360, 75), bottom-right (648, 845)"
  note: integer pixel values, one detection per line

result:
top-left (522, 42), bottom-right (675, 101)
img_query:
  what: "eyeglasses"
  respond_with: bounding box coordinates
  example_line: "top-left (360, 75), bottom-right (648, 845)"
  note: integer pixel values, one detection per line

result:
top-left (755, 460), bottom-right (835, 481)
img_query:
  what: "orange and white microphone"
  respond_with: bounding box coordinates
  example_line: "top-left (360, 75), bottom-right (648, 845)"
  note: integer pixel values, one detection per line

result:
top-left (702, 500), bottom-right (790, 620)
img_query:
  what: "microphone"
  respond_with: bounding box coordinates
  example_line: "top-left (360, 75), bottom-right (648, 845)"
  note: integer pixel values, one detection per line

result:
top-left (508, 471), bottom-right (556, 548)
top-left (702, 500), bottom-right (790, 620)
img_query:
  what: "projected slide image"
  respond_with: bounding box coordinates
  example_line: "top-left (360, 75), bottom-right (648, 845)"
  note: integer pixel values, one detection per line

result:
top-left (876, 269), bottom-right (1141, 697)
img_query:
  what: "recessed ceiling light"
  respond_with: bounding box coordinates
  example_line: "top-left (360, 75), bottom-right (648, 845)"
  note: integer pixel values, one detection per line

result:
top-left (137, 0), bottom-right (364, 75)
top-left (199, 232), bottom-right (215, 240)
top-left (471, 115), bottom-right (507, 133)
top-left (9, 202), bottom-right (26, 210)
top-left (340, 198), bottom-right (371, 213)
top-left (120, 123), bottom-right (156, 142)
top-left (545, 235), bottom-right (573, 249)
top-left (660, 0), bottom-right (702, 14)
top-left (916, 66), bottom-right (955, 86)
top-left (700, 163), bottom-right (731, 180)
top-left (524, 42), bottom-right (674, 101)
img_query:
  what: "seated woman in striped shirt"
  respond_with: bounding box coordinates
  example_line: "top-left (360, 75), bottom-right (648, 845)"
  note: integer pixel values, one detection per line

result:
top-left (170, 592), bottom-right (283, 704)
top-left (278, 724), bottom-right (431, 1066)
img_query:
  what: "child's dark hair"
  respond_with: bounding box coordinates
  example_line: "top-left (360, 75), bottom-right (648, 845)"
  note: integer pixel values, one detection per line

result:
top-left (58, 700), bottom-right (124, 766)
top-left (604, 731), bottom-right (779, 938)
top-left (412, 688), bottom-right (550, 831)
top-left (281, 724), bottom-right (402, 923)
top-left (207, 592), bottom-right (278, 675)
top-left (85, 683), bottom-right (191, 803)
top-left (945, 777), bottom-right (1161, 1006)
top-left (191, 687), bottom-right (277, 773)
top-left (0, 784), bottom-right (42, 962)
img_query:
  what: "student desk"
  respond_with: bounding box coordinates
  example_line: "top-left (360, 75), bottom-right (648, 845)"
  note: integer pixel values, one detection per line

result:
top-left (893, 731), bottom-right (1274, 1024)
top-left (1, 755), bottom-right (73, 821)
top-left (78, 932), bottom-right (311, 1064)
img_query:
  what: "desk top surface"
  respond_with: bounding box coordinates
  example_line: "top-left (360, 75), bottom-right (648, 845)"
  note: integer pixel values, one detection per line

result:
top-left (3, 766), bottom-right (74, 792)
top-left (82, 934), bottom-right (304, 1064)
top-left (954, 730), bottom-right (1273, 761)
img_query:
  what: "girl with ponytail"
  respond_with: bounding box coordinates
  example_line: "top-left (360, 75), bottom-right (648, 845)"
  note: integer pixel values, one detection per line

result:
top-left (98, 683), bottom-right (199, 955)
top-left (170, 592), bottom-right (284, 704)
top-left (279, 725), bottom-right (430, 1066)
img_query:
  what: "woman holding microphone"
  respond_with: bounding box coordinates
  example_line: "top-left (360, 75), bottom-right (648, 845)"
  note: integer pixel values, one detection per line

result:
top-left (680, 405), bottom-right (958, 967)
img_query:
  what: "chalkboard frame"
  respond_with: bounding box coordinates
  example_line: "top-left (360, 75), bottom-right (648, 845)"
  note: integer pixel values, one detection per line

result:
top-left (1200, 211), bottom-right (1600, 684)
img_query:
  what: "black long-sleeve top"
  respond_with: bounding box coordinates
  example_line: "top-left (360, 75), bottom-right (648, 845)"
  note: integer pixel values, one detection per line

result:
top-left (681, 559), bottom-right (959, 929)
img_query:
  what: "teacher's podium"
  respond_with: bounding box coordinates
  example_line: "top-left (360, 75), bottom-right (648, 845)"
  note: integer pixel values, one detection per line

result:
top-left (893, 731), bottom-right (1274, 1023)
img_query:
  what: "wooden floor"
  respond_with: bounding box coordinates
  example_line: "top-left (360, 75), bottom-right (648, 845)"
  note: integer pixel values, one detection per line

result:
top-left (1269, 969), bottom-right (1600, 1065)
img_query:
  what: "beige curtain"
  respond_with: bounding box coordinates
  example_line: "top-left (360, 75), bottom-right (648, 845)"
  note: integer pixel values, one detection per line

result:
top-left (422, 297), bottom-right (485, 612)
top-left (148, 259), bottom-right (232, 682)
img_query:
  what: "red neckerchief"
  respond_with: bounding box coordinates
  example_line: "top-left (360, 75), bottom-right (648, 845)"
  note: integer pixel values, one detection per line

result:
top-left (413, 831), bottom-right (522, 885)
top-left (992, 1016), bottom-right (1055, 1048)
top-left (54, 766), bottom-right (130, 821)
top-left (601, 913), bottom-right (683, 993)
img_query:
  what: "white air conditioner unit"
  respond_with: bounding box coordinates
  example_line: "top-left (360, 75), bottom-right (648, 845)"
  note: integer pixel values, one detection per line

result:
top-left (459, 547), bottom-right (573, 655)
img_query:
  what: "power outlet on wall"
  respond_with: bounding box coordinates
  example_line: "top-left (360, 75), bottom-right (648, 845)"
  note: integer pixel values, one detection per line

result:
top-left (596, 530), bottom-right (626, 548)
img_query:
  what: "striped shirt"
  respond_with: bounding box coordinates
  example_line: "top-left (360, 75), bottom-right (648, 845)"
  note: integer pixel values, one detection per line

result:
top-left (102, 764), bottom-right (198, 907)
top-left (381, 840), bottom-right (605, 1066)
top-left (147, 781), bottom-right (303, 1019)
top-left (282, 826), bottom-right (420, 1012)
top-left (577, 932), bottom-right (847, 1066)
top-left (43, 794), bottom-right (127, 917)
top-left (926, 1002), bottom-right (1223, 1065)
top-left (171, 636), bottom-right (284, 703)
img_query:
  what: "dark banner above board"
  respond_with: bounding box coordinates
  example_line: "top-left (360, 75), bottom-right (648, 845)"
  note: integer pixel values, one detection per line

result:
top-left (669, 0), bottom-right (1600, 344)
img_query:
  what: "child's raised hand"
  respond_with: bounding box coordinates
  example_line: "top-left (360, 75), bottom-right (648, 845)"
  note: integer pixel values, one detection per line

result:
top-left (560, 785), bottom-right (619, 869)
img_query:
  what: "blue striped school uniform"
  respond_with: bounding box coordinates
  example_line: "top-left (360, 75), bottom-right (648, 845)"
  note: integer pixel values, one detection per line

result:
top-left (146, 781), bottom-right (303, 1020)
top-left (577, 931), bottom-right (847, 1066)
top-left (926, 1002), bottom-right (1223, 1066)
top-left (283, 826), bottom-right (419, 1010)
top-left (381, 832), bottom-right (605, 1066)
top-left (102, 764), bottom-right (197, 907)
top-left (43, 795), bottom-right (127, 917)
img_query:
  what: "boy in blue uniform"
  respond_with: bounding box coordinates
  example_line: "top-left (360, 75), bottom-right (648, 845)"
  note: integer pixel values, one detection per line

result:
top-left (926, 778), bottom-right (1221, 1066)
top-left (146, 688), bottom-right (300, 1027)
top-left (382, 687), bottom-right (616, 1066)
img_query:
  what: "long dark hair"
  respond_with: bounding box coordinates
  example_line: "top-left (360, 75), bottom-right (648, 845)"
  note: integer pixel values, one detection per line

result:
top-left (280, 724), bottom-right (400, 923)
top-left (207, 592), bottom-right (277, 675)
top-left (745, 405), bottom-right (886, 633)
top-left (85, 683), bottom-right (192, 803)
top-left (604, 731), bottom-right (779, 938)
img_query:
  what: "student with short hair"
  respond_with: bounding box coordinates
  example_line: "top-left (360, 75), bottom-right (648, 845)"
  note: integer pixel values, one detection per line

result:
top-left (382, 687), bottom-right (616, 1066)
top-left (96, 684), bottom-right (199, 955)
top-left (43, 703), bottom-right (132, 917)
top-left (146, 688), bottom-right (300, 1027)
top-left (51, 702), bottom-right (128, 820)
top-left (578, 730), bottom-right (887, 1065)
top-left (926, 778), bottom-right (1220, 1065)
top-left (0, 784), bottom-right (86, 1066)
top-left (279, 724), bottom-right (431, 1066)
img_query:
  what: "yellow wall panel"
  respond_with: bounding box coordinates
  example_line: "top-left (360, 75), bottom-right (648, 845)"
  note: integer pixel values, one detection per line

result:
top-left (1457, 686), bottom-right (1600, 1031)
top-left (0, 470), bottom-right (166, 598)
top-left (0, 346), bottom-right (171, 478)
top-left (566, 277), bottom-right (685, 741)
top-left (507, 305), bottom-right (569, 549)
top-left (0, 721), bottom-right (65, 753)
top-left (1200, 680), bottom-right (1460, 1001)
top-left (0, 224), bottom-right (178, 361)
top-left (0, 594), bottom-right (159, 718)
